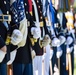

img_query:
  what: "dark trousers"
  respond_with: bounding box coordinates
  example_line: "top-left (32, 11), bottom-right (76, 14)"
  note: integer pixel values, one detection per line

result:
top-left (60, 44), bottom-right (67, 75)
top-left (13, 62), bottom-right (33, 75)
top-left (49, 47), bottom-right (57, 75)
top-left (50, 44), bottom-right (67, 75)
top-left (51, 47), bottom-right (57, 74)
top-left (0, 63), bottom-right (7, 75)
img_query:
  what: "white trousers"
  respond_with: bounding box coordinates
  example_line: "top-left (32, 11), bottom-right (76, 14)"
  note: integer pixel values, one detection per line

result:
top-left (44, 45), bottom-right (51, 75)
top-left (33, 56), bottom-right (42, 75)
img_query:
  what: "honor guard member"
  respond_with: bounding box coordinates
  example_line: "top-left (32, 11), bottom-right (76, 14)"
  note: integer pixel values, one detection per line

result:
top-left (41, 0), bottom-right (61, 75)
top-left (0, 0), bottom-right (11, 75)
top-left (9, 0), bottom-right (40, 75)
top-left (57, 12), bottom-right (68, 75)
top-left (49, 1), bottom-right (66, 75)
top-left (31, 0), bottom-right (50, 75)
top-left (65, 6), bottom-right (75, 75)
top-left (49, 1), bottom-right (60, 74)
top-left (24, 0), bottom-right (42, 75)
top-left (15, 0), bottom-right (39, 75)
top-left (9, 0), bottom-right (32, 75)
top-left (42, 0), bottom-right (65, 75)
top-left (41, 0), bottom-right (56, 75)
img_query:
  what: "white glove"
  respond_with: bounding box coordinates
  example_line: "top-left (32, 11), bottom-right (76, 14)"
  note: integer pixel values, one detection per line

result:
top-left (56, 47), bottom-right (63, 58)
top-left (7, 50), bottom-right (17, 65)
top-left (41, 35), bottom-right (51, 47)
top-left (49, 50), bottom-right (53, 60)
top-left (69, 29), bottom-right (75, 34)
top-left (31, 27), bottom-right (41, 39)
top-left (11, 29), bottom-right (23, 45)
top-left (31, 50), bottom-right (36, 59)
top-left (42, 53), bottom-right (46, 61)
top-left (53, 72), bottom-right (59, 75)
top-left (54, 65), bottom-right (59, 75)
top-left (66, 36), bottom-right (73, 45)
top-left (0, 50), bottom-right (6, 63)
top-left (52, 37), bottom-right (60, 47)
top-left (59, 36), bottom-right (66, 45)
top-left (67, 46), bottom-right (73, 53)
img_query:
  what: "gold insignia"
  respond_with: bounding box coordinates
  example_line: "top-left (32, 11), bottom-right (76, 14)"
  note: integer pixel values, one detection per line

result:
top-left (5, 35), bottom-right (11, 45)
top-left (30, 12), bottom-right (33, 16)
top-left (30, 38), bottom-right (37, 46)
top-left (40, 21), bottom-right (43, 27)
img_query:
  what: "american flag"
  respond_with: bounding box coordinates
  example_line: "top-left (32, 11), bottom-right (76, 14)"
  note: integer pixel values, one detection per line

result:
top-left (10, 0), bottom-right (26, 25)
top-left (10, 0), bottom-right (28, 47)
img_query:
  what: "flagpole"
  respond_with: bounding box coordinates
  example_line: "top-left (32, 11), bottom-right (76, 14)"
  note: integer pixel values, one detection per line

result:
top-left (7, 65), bottom-right (13, 75)
top-left (68, 53), bottom-right (72, 75)
top-left (50, 60), bottom-right (53, 75)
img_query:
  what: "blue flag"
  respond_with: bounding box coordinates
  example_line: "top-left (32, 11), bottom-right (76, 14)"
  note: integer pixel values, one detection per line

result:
top-left (10, 0), bottom-right (26, 25)
top-left (49, 1), bottom-right (58, 26)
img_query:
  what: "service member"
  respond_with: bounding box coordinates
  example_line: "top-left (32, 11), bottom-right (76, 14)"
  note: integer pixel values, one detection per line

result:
top-left (65, 6), bottom-right (75, 75)
top-left (10, 0), bottom-right (41, 75)
top-left (0, 0), bottom-right (11, 75)
top-left (31, 0), bottom-right (51, 75)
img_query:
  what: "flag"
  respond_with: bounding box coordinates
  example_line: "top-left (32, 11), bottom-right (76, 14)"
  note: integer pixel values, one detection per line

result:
top-left (10, 0), bottom-right (19, 26)
top-left (28, 0), bottom-right (32, 14)
top-left (10, 0), bottom-right (28, 47)
top-left (49, 1), bottom-right (58, 27)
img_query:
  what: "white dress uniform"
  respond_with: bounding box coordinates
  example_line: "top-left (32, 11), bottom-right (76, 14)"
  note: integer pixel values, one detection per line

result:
top-left (32, 0), bottom-right (43, 75)
top-left (41, 0), bottom-right (55, 75)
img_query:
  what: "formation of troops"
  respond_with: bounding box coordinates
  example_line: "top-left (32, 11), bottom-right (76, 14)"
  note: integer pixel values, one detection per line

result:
top-left (0, 0), bottom-right (76, 75)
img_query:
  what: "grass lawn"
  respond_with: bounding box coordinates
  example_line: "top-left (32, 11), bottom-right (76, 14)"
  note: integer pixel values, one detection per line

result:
top-left (74, 57), bottom-right (76, 75)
